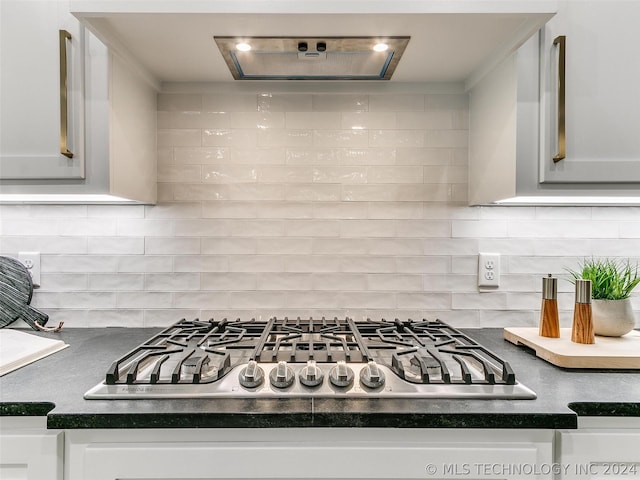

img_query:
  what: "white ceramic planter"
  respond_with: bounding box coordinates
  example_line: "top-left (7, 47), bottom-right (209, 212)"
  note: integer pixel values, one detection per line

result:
top-left (591, 298), bottom-right (636, 337)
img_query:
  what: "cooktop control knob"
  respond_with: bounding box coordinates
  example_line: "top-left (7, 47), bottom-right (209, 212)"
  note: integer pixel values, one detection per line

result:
top-left (359, 360), bottom-right (385, 389)
top-left (329, 360), bottom-right (354, 388)
top-left (238, 360), bottom-right (264, 389)
top-left (269, 361), bottom-right (295, 389)
top-left (299, 360), bottom-right (324, 387)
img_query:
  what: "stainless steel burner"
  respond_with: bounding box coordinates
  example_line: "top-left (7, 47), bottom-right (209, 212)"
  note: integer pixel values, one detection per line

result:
top-left (84, 317), bottom-right (536, 399)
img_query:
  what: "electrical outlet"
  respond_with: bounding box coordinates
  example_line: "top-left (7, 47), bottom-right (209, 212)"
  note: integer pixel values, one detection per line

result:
top-left (478, 252), bottom-right (500, 288)
top-left (18, 252), bottom-right (41, 288)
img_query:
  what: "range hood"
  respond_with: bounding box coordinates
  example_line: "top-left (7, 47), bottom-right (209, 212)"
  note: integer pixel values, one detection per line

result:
top-left (214, 36), bottom-right (410, 81)
top-left (70, 1), bottom-right (556, 89)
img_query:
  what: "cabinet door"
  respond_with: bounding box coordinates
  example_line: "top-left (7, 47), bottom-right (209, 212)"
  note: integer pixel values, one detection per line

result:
top-left (0, 0), bottom-right (84, 179)
top-left (0, 429), bottom-right (63, 480)
top-left (539, 0), bottom-right (640, 183)
top-left (67, 429), bottom-right (554, 480)
top-left (558, 430), bottom-right (640, 479)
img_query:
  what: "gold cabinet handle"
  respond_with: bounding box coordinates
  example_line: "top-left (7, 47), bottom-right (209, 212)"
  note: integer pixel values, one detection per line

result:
top-left (59, 30), bottom-right (74, 159)
top-left (553, 35), bottom-right (566, 163)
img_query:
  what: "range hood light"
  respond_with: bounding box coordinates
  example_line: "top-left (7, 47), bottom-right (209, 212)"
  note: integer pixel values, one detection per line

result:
top-left (236, 42), bottom-right (252, 52)
top-left (215, 36), bottom-right (410, 80)
top-left (373, 43), bottom-right (389, 52)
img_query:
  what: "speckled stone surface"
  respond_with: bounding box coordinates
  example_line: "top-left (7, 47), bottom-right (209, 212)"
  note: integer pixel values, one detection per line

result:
top-left (1, 327), bottom-right (639, 429)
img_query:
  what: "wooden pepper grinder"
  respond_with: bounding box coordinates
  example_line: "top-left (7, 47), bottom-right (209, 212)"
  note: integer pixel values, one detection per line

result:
top-left (571, 279), bottom-right (595, 344)
top-left (539, 274), bottom-right (560, 338)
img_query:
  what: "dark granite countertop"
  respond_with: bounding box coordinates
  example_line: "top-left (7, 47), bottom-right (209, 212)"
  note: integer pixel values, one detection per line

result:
top-left (1, 327), bottom-right (639, 430)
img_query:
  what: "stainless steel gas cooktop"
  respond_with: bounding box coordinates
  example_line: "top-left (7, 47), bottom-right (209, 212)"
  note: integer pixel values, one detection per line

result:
top-left (84, 317), bottom-right (536, 399)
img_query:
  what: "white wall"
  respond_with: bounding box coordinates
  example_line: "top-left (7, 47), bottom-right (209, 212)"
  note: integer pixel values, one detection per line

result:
top-left (1, 89), bottom-right (640, 328)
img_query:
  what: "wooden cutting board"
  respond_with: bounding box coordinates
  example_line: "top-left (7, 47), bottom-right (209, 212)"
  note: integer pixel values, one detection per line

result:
top-left (504, 327), bottom-right (640, 369)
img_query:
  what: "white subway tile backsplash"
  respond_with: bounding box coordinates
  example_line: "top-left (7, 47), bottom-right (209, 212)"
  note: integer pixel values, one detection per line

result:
top-left (173, 292), bottom-right (230, 309)
top-left (285, 112), bottom-right (341, 130)
top-left (395, 220), bottom-right (451, 238)
top-left (257, 273), bottom-right (313, 290)
top-left (257, 166), bottom-right (314, 183)
top-left (88, 309), bottom-right (145, 328)
top-left (172, 184), bottom-right (230, 201)
top-left (17, 90), bottom-right (640, 328)
top-left (258, 93), bottom-right (312, 112)
top-left (452, 220), bottom-right (508, 238)
top-left (145, 273), bottom-right (200, 291)
top-left (395, 256), bottom-right (450, 274)
top-left (396, 292), bottom-right (451, 310)
top-left (312, 94), bottom-right (368, 112)
top-left (341, 112), bottom-right (397, 130)
top-left (229, 112), bottom-right (286, 129)
top-left (173, 147), bottom-right (230, 164)
top-left (0, 236), bottom-right (87, 254)
top-left (312, 273), bottom-right (367, 291)
top-left (117, 256), bottom-right (173, 273)
top-left (145, 237), bottom-right (200, 255)
top-left (201, 237), bottom-right (257, 255)
top-left (340, 148), bottom-right (395, 165)
top-left (173, 219), bottom-right (232, 237)
top-left (256, 238), bottom-right (313, 254)
top-left (202, 94), bottom-right (257, 112)
top-left (203, 129), bottom-right (258, 147)
top-left (285, 184), bottom-right (341, 202)
top-left (88, 237), bottom-right (144, 255)
top-left (174, 255), bottom-right (229, 272)
top-left (229, 255), bottom-right (285, 272)
top-left (230, 220), bottom-right (285, 237)
top-left (367, 202), bottom-right (423, 219)
top-left (286, 148), bottom-right (339, 165)
top-left (44, 255), bottom-right (119, 273)
top-left (370, 130), bottom-right (424, 148)
top-left (340, 256), bottom-right (396, 273)
top-left (89, 274), bottom-right (145, 291)
top-left (202, 166), bottom-right (258, 183)
top-left (34, 292), bottom-right (117, 309)
top-left (232, 148), bottom-right (285, 165)
top-left (117, 219), bottom-right (175, 237)
top-left (117, 292), bottom-right (173, 308)
top-left (368, 166), bottom-right (424, 184)
top-left (312, 166), bottom-right (367, 184)
top-left (201, 273), bottom-right (257, 290)
top-left (284, 255), bottom-right (342, 273)
top-left (40, 273), bottom-right (88, 291)
top-left (369, 94), bottom-right (425, 112)
top-left (313, 130), bottom-right (369, 148)
top-left (367, 274), bottom-right (423, 291)
top-left (259, 129), bottom-right (313, 148)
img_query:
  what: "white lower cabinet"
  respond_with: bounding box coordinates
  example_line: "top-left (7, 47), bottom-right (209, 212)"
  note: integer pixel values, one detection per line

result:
top-left (0, 417), bottom-right (63, 480)
top-left (65, 428), bottom-right (554, 480)
top-left (557, 419), bottom-right (640, 480)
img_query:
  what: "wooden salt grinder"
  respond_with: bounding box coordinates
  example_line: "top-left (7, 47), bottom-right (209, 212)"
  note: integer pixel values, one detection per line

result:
top-left (571, 279), bottom-right (595, 344)
top-left (539, 274), bottom-right (560, 338)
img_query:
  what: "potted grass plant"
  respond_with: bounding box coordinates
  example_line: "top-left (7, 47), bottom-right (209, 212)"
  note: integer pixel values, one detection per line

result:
top-left (567, 258), bottom-right (640, 336)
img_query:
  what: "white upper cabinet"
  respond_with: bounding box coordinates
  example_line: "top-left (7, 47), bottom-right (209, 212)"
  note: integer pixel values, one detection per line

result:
top-left (0, 0), bottom-right (84, 179)
top-left (469, 0), bottom-right (640, 205)
top-left (0, 1), bottom-right (157, 204)
top-left (539, 0), bottom-right (640, 184)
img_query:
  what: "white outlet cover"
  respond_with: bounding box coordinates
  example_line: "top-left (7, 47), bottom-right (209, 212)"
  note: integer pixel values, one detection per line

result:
top-left (478, 252), bottom-right (500, 288)
top-left (18, 252), bottom-right (41, 288)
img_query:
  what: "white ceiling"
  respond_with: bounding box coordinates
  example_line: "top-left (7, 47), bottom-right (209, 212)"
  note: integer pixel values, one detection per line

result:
top-left (80, 11), bottom-right (554, 86)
